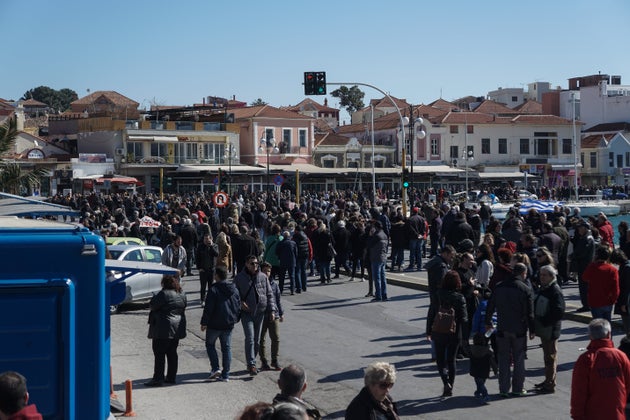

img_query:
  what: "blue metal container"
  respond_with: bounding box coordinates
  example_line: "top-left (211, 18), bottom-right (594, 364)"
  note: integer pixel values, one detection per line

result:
top-left (0, 218), bottom-right (108, 420)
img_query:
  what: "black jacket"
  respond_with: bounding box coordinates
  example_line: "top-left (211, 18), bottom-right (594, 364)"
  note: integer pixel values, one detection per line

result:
top-left (534, 279), bottom-right (565, 340)
top-left (345, 386), bottom-right (399, 420)
top-left (486, 276), bottom-right (534, 336)
top-left (615, 261), bottom-right (630, 316)
top-left (201, 281), bottom-right (241, 330)
top-left (196, 241), bottom-right (218, 271)
top-left (390, 221), bottom-right (407, 249)
top-left (148, 289), bottom-right (187, 340)
top-left (293, 230), bottom-right (311, 260)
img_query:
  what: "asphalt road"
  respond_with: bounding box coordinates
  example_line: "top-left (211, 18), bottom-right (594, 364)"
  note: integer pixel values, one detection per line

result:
top-left (110, 268), bottom-right (607, 420)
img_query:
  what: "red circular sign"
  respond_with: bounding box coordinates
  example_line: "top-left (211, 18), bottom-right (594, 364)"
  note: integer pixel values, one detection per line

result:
top-left (213, 191), bottom-right (229, 208)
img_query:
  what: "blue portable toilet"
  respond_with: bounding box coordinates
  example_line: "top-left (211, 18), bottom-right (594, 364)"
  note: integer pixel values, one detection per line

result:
top-left (0, 217), bottom-right (110, 420)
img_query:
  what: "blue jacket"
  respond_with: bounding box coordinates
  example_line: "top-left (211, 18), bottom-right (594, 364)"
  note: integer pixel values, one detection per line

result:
top-left (201, 280), bottom-right (241, 330)
top-left (275, 238), bottom-right (297, 268)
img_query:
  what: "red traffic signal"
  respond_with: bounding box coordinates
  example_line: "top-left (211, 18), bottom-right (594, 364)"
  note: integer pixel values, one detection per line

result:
top-left (304, 71), bottom-right (326, 95)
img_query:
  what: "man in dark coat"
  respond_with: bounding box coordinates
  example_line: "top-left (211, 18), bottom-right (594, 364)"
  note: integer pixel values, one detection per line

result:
top-left (389, 215), bottom-right (407, 272)
top-left (539, 222), bottom-right (562, 268)
top-left (275, 231), bottom-right (298, 294)
top-left (405, 207), bottom-right (425, 271)
top-left (180, 218), bottom-right (198, 276)
top-left (232, 225), bottom-right (261, 274)
top-left (200, 266), bottom-right (241, 382)
top-left (196, 233), bottom-right (219, 304)
top-left (486, 263), bottom-right (534, 397)
top-left (531, 264), bottom-right (565, 394)
top-left (332, 220), bottom-right (351, 278)
top-left (292, 226), bottom-right (311, 293)
top-left (444, 212), bottom-right (474, 248)
top-left (572, 221), bottom-right (596, 312)
top-left (429, 209), bottom-right (443, 258)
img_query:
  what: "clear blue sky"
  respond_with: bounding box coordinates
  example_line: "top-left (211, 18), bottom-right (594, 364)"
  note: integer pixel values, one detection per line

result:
top-left (1, 0), bottom-right (629, 124)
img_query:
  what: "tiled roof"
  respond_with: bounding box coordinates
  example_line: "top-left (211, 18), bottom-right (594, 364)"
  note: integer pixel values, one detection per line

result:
top-left (21, 98), bottom-right (48, 107)
top-left (512, 115), bottom-right (573, 125)
top-left (513, 99), bottom-right (543, 114)
top-left (414, 104), bottom-right (449, 122)
top-left (442, 112), bottom-right (496, 124)
top-left (71, 91), bottom-right (139, 107)
top-left (315, 132), bottom-right (352, 146)
top-left (582, 133), bottom-right (614, 148)
top-left (428, 99), bottom-right (460, 112)
top-left (0, 99), bottom-right (14, 111)
top-left (583, 122), bottom-right (630, 133)
top-left (473, 100), bottom-right (517, 114)
top-left (284, 98), bottom-right (338, 113)
top-left (230, 105), bottom-right (313, 120)
top-left (313, 118), bottom-right (333, 133)
top-left (336, 116), bottom-right (400, 133)
top-left (360, 95), bottom-right (410, 112)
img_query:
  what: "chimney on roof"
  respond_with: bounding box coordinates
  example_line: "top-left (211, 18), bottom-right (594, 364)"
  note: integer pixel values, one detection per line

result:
top-left (203, 97), bottom-right (205, 105)
top-left (324, 98), bottom-right (328, 106)
top-left (233, 95), bottom-right (236, 100)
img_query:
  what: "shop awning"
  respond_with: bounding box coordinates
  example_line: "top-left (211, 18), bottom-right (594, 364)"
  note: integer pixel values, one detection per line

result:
top-left (96, 176), bottom-right (138, 184)
top-left (128, 135), bottom-right (178, 143)
top-left (478, 172), bottom-right (537, 179)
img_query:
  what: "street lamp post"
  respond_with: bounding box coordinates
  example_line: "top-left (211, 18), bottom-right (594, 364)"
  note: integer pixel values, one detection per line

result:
top-left (259, 136), bottom-right (278, 204)
top-left (406, 108), bottom-right (426, 197)
top-left (224, 143), bottom-right (238, 197)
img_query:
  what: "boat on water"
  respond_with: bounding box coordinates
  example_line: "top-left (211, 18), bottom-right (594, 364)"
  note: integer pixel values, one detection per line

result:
top-left (561, 200), bottom-right (621, 217)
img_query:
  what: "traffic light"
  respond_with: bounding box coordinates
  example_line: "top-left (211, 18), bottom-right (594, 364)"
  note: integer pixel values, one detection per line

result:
top-left (304, 71), bottom-right (326, 95)
top-left (402, 168), bottom-right (409, 189)
top-left (218, 169), bottom-right (228, 191)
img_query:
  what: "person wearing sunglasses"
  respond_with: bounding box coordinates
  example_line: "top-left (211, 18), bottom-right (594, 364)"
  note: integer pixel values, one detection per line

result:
top-left (345, 361), bottom-right (399, 420)
top-left (234, 255), bottom-right (276, 376)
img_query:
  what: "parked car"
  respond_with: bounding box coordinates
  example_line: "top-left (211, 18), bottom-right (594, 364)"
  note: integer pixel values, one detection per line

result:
top-left (106, 236), bottom-right (146, 246)
top-left (107, 245), bottom-right (165, 313)
top-left (602, 189), bottom-right (628, 199)
top-left (517, 190), bottom-right (538, 200)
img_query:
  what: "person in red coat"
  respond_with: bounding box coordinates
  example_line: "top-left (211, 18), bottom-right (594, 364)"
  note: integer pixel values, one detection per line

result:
top-left (571, 318), bottom-right (630, 420)
top-left (596, 213), bottom-right (615, 249)
top-left (583, 245), bottom-right (619, 322)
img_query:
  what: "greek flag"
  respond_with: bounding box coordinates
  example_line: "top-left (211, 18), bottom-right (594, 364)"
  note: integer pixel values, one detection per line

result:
top-left (518, 198), bottom-right (561, 214)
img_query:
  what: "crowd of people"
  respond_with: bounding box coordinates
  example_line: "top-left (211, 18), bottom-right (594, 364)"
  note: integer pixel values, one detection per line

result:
top-left (42, 187), bottom-right (630, 417)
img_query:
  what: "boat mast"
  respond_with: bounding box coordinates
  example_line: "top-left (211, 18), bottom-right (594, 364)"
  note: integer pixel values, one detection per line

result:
top-left (571, 92), bottom-right (579, 201)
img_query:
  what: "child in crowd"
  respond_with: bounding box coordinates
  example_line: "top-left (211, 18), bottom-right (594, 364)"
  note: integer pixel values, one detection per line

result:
top-left (471, 288), bottom-right (498, 372)
top-left (259, 261), bottom-right (283, 371)
top-left (469, 332), bottom-right (493, 403)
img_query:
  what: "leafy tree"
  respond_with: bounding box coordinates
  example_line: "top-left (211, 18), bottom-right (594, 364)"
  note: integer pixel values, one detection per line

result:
top-left (0, 118), bottom-right (48, 194)
top-left (22, 86), bottom-right (78, 113)
top-left (250, 98), bottom-right (267, 106)
top-left (0, 116), bottom-right (18, 156)
top-left (330, 85), bottom-right (365, 114)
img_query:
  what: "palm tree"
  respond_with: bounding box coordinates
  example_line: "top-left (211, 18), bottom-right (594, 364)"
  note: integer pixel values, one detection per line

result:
top-left (0, 117), bottom-right (49, 195)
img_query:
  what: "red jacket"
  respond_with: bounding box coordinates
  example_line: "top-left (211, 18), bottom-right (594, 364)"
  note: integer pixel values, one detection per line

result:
top-left (598, 221), bottom-right (614, 249)
top-left (7, 404), bottom-right (42, 420)
top-left (583, 261), bottom-right (619, 308)
top-left (571, 339), bottom-right (630, 420)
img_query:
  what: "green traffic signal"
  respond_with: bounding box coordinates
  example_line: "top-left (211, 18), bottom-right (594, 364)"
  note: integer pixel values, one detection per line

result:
top-left (304, 71), bottom-right (326, 95)
top-left (403, 180), bottom-right (409, 189)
